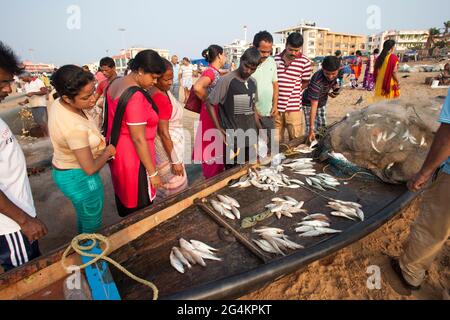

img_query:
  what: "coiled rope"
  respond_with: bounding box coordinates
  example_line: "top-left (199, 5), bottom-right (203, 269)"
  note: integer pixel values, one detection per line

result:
top-left (61, 233), bottom-right (159, 300)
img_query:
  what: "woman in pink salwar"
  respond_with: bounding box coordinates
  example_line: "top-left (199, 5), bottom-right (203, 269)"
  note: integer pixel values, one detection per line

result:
top-left (192, 45), bottom-right (227, 179)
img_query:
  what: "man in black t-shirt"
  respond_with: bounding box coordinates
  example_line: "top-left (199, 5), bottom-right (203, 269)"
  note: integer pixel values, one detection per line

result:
top-left (207, 47), bottom-right (262, 168)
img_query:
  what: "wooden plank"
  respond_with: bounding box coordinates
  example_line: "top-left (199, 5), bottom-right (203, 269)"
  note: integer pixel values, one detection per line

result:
top-left (195, 199), bottom-right (270, 263)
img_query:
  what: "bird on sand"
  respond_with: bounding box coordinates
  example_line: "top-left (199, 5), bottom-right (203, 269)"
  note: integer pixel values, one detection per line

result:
top-left (354, 96), bottom-right (363, 106)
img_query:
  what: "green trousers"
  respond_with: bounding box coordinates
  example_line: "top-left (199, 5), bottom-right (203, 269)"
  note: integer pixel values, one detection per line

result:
top-left (52, 168), bottom-right (104, 234)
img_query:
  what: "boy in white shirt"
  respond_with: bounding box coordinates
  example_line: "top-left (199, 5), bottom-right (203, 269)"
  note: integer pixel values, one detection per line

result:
top-left (0, 42), bottom-right (47, 272)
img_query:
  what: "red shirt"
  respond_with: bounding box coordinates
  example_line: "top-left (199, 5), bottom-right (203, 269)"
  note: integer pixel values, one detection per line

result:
top-left (106, 91), bottom-right (159, 208)
top-left (275, 51), bottom-right (313, 112)
top-left (96, 79), bottom-right (109, 96)
top-left (151, 91), bottom-right (173, 121)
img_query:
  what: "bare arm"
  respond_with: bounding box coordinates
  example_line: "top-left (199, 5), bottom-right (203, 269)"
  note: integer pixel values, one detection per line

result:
top-left (393, 64), bottom-right (400, 85)
top-left (128, 125), bottom-right (161, 188)
top-left (72, 145), bottom-right (115, 176)
top-left (27, 87), bottom-right (48, 97)
top-left (193, 76), bottom-right (212, 101)
top-left (158, 120), bottom-right (184, 176)
top-left (206, 102), bottom-right (226, 138)
top-left (408, 123), bottom-right (450, 191)
top-left (302, 80), bottom-right (310, 90)
top-left (0, 191), bottom-right (48, 242)
top-left (271, 81), bottom-right (279, 116)
top-left (308, 100), bottom-right (319, 142)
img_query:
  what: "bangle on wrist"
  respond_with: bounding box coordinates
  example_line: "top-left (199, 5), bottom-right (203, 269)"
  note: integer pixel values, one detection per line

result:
top-left (171, 160), bottom-right (182, 165)
top-left (148, 171), bottom-right (159, 178)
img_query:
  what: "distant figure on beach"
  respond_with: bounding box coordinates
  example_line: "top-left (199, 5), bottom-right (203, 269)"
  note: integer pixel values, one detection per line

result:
top-left (303, 56), bottom-right (341, 143)
top-left (170, 55), bottom-right (180, 100)
top-left (350, 51), bottom-right (363, 89)
top-left (0, 42), bottom-right (48, 272)
top-left (104, 50), bottom-right (165, 217)
top-left (82, 65), bottom-right (90, 73)
top-left (251, 31), bottom-right (279, 150)
top-left (390, 88), bottom-right (450, 295)
top-left (436, 63), bottom-right (450, 86)
top-left (49, 65), bottom-right (116, 234)
top-left (335, 50), bottom-right (344, 87)
top-left (192, 45), bottom-right (227, 179)
top-left (180, 57), bottom-right (194, 104)
top-left (374, 40), bottom-right (400, 100)
top-left (19, 71), bottom-right (49, 136)
top-left (150, 58), bottom-right (188, 199)
top-left (363, 49), bottom-right (379, 91)
top-left (94, 57), bottom-right (118, 105)
top-left (93, 57), bottom-right (118, 128)
top-left (206, 47), bottom-right (262, 169)
top-left (274, 32), bottom-right (312, 143)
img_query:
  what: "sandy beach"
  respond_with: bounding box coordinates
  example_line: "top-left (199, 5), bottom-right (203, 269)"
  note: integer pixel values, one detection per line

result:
top-left (0, 61), bottom-right (448, 299)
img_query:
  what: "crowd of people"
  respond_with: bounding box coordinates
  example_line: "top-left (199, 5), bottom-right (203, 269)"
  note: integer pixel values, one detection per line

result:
top-left (0, 31), bottom-right (448, 296)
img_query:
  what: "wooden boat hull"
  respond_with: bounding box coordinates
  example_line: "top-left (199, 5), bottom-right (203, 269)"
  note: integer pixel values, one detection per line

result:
top-left (0, 146), bottom-right (417, 300)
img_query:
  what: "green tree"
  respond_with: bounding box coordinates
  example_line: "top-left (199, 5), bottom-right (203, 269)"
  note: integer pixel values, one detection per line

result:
top-left (426, 28), bottom-right (441, 56)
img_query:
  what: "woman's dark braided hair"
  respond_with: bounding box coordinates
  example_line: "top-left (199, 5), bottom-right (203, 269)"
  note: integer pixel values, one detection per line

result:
top-left (51, 65), bottom-right (94, 100)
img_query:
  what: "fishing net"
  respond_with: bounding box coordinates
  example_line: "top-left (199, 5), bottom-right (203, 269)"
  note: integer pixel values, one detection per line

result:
top-left (320, 97), bottom-right (443, 184)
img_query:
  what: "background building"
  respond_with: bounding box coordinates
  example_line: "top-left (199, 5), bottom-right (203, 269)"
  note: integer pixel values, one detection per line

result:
top-left (275, 21), bottom-right (367, 58)
top-left (22, 60), bottom-right (56, 73)
top-left (367, 30), bottom-right (429, 53)
top-left (111, 47), bottom-right (170, 75)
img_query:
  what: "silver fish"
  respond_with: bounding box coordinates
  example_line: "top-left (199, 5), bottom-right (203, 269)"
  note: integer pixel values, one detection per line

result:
top-left (190, 240), bottom-right (218, 253)
top-left (179, 238), bottom-right (206, 267)
top-left (298, 220), bottom-right (330, 228)
top-left (172, 246), bottom-right (192, 269)
top-left (217, 195), bottom-right (233, 206)
top-left (170, 250), bottom-right (185, 274)
top-left (295, 225), bottom-right (316, 233)
top-left (252, 239), bottom-right (279, 254)
top-left (302, 214), bottom-right (329, 221)
top-left (330, 211), bottom-right (357, 221)
top-left (231, 206), bottom-right (241, 219)
top-left (195, 250), bottom-right (222, 262)
top-left (371, 139), bottom-right (381, 154)
top-left (179, 247), bottom-right (197, 265)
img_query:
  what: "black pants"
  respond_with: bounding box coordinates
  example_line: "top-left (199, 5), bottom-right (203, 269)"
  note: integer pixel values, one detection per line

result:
top-left (0, 231), bottom-right (40, 272)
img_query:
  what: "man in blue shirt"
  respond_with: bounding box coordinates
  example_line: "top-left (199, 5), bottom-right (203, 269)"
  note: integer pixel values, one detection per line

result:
top-left (390, 90), bottom-right (450, 292)
top-left (170, 55), bottom-right (180, 101)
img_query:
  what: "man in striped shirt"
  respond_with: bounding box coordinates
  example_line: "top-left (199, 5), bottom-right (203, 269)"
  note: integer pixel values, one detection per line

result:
top-left (274, 32), bottom-right (312, 143)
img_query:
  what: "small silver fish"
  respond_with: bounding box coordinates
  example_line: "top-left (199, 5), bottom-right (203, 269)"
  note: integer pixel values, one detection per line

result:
top-left (170, 250), bottom-right (185, 274)
top-left (172, 247), bottom-right (192, 269)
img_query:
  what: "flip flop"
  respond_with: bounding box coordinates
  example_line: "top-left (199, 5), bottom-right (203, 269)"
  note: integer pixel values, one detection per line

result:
top-left (389, 257), bottom-right (421, 291)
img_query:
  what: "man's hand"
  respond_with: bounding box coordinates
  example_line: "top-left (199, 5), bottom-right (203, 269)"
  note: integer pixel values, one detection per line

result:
top-left (26, 92), bottom-right (34, 98)
top-left (407, 171), bottom-right (433, 192)
top-left (271, 106), bottom-right (278, 117)
top-left (308, 130), bottom-right (316, 144)
top-left (20, 217), bottom-right (48, 243)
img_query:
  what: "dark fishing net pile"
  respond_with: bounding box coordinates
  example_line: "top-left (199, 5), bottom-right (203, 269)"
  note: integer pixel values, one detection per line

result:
top-left (321, 98), bottom-right (443, 184)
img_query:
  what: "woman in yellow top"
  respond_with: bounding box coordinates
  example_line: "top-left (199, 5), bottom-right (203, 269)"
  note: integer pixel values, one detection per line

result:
top-left (48, 65), bottom-right (116, 234)
top-left (374, 40), bottom-right (400, 100)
